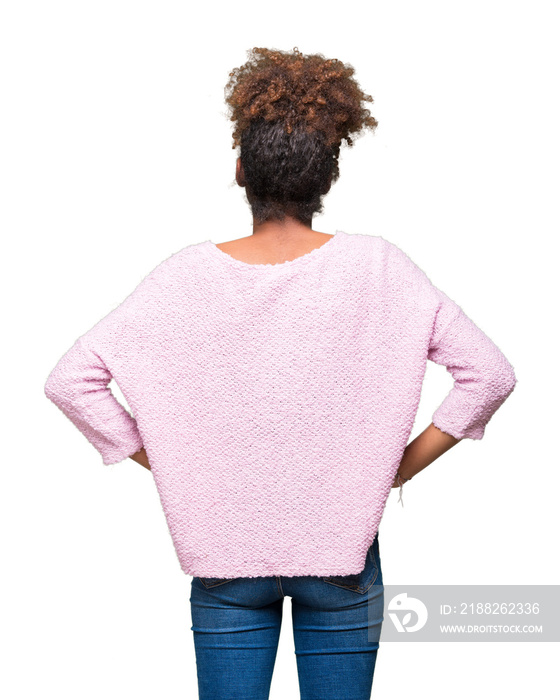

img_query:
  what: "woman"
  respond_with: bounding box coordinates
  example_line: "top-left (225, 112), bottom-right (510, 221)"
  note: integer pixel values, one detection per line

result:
top-left (44, 47), bottom-right (517, 700)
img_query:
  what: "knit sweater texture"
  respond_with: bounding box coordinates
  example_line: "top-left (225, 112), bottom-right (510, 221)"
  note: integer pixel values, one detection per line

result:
top-left (44, 230), bottom-right (517, 578)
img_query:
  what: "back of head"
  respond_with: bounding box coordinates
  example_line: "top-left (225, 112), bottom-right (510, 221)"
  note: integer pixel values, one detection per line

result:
top-left (225, 47), bottom-right (379, 224)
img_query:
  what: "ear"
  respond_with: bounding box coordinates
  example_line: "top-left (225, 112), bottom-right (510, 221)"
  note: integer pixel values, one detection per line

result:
top-left (235, 157), bottom-right (246, 187)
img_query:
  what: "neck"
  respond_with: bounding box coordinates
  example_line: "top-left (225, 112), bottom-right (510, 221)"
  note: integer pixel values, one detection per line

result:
top-left (251, 216), bottom-right (314, 242)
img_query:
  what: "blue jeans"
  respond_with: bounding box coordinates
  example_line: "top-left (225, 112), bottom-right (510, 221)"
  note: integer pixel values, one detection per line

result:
top-left (190, 533), bottom-right (384, 700)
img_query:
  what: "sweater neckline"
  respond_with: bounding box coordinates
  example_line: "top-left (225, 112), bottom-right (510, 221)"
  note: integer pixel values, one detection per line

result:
top-left (203, 229), bottom-right (345, 270)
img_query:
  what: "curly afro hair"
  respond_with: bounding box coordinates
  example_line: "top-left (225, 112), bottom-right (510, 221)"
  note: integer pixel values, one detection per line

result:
top-left (224, 47), bottom-right (378, 224)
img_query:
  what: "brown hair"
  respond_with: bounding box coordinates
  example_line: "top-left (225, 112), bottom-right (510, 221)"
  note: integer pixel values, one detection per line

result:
top-left (224, 47), bottom-right (379, 224)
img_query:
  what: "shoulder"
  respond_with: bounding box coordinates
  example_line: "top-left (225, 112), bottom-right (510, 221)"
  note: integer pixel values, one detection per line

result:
top-left (346, 232), bottom-right (454, 318)
top-left (342, 230), bottom-right (421, 268)
top-left (87, 243), bottom-right (206, 335)
top-left (142, 241), bottom-right (207, 285)
top-left (107, 242), bottom-right (208, 314)
top-left (344, 232), bottom-right (431, 283)
top-left (340, 230), bottom-right (385, 256)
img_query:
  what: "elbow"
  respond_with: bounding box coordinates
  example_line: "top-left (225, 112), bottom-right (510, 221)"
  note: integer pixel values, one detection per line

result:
top-left (44, 372), bottom-right (60, 403)
top-left (499, 362), bottom-right (518, 400)
top-left (481, 353), bottom-right (517, 403)
top-left (477, 363), bottom-right (517, 419)
top-left (44, 369), bottom-right (72, 409)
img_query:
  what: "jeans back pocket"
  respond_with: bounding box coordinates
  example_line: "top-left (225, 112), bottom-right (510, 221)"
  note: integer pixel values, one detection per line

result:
top-left (197, 577), bottom-right (239, 589)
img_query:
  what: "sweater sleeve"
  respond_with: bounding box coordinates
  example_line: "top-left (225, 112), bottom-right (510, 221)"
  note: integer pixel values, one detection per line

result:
top-left (44, 333), bottom-right (144, 466)
top-left (427, 289), bottom-right (517, 440)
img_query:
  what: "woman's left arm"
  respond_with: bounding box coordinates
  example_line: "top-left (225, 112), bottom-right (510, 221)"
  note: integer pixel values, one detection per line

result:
top-left (44, 334), bottom-right (144, 466)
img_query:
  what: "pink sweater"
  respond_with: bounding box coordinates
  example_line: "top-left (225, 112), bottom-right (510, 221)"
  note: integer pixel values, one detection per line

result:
top-left (44, 230), bottom-right (517, 578)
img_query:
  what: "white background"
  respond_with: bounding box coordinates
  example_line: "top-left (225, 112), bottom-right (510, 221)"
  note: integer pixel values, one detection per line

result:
top-left (2, 1), bottom-right (558, 698)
